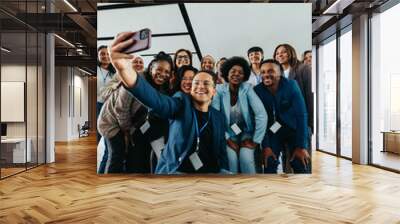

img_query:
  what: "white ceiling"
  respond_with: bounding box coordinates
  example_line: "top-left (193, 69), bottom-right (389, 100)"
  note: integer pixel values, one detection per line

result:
top-left (97, 3), bottom-right (311, 69)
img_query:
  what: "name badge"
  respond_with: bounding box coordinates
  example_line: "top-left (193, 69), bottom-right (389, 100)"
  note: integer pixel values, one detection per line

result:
top-left (231, 123), bottom-right (242, 135)
top-left (140, 121), bottom-right (150, 134)
top-left (189, 152), bottom-right (203, 170)
top-left (269, 122), bottom-right (282, 134)
top-left (150, 137), bottom-right (164, 159)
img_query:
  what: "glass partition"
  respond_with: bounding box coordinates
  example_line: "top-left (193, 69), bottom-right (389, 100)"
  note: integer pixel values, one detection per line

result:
top-left (317, 35), bottom-right (337, 155)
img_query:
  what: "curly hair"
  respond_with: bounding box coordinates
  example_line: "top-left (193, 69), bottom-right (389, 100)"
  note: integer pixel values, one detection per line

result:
top-left (220, 56), bottom-right (251, 82)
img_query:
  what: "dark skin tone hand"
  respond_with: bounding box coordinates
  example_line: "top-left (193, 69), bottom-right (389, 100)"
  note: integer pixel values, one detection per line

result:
top-left (227, 139), bottom-right (257, 154)
top-left (291, 148), bottom-right (310, 167)
top-left (227, 138), bottom-right (240, 153)
top-left (240, 139), bottom-right (257, 149)
top-left (262, 147), bottom-right (277, 167)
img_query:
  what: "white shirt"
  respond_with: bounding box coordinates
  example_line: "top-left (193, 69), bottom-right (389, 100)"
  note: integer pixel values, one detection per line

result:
top-left (247, 70), bottom-right (261, 86)
top-left (283, 68), bottom-right (291, 79)
top-left (97, 66), bottom-right (114, 103)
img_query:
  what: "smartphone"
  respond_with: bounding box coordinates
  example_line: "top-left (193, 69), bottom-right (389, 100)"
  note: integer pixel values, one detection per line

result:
top-left (122, 28), bottom-right (151, 54)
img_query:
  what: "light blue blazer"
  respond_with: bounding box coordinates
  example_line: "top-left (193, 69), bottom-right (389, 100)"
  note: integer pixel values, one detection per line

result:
top-left (211, 82), bottom-right (267, 144)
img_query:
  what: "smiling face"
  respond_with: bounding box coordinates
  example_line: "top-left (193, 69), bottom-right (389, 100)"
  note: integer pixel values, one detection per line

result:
top-left (150, 60), bottom-right (171, 86)
top-left (190, 72), bottom-right (216, 104)
top-left (132, 57), bottom-right (144, 73)
top-left (275, 46), bottom-right (289, 65)
top-left (98, 48), bottom-right (110, 65)
top-left (180, 70), bottom-right (195, 94)
top-left (260, 62), bottom-right (281, 87)
top-left (228, 65), bottom-right (245, 86)
top-left (248, 51), bottom-right (263, 65)
top-left (175, 51), bottom-right (190, 68)
top-left (201, 56), bottom-right (215, 71)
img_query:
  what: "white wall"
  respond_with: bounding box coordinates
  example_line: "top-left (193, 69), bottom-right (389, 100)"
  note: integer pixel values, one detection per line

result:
top-left (54, 66), bottom-right (89, 141)
top-left (97, 3), bottom-right (311, 69)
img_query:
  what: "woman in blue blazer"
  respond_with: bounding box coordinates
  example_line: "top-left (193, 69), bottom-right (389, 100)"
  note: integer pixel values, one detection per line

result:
top-left (212, 57), bottom-right (267, 174)
top-left (108, 32), bottom-right (229, 174)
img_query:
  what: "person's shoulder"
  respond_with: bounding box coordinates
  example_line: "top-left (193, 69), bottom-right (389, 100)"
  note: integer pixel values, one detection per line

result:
top-left (240, 82), bottom-right (253, 91)
top-left (216, 83), bottom-right (228, 92)
top-left (210, 106), bottom-right (225, 120)
top-left (253, 83), bottom-right (263, 92)
top-left (295, 63), bottom-right (311, 73)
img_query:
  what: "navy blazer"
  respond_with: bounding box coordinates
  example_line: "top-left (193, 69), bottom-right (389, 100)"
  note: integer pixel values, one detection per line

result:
top-left (254, 77), bottom-right (308, 149)
top-left (127, 75), bottom-right (229, 174)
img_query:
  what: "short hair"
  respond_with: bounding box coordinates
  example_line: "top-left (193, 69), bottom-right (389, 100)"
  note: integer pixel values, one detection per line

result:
top-left (220, 56), bottom-right (251, 82)
top-left (97, 45), bottom-right (115, 73)
top-left (174, 49), bottom-right (193, 68)
top-left (195, 70), bottom-right (217, 86)
top-left (273, 44), bottom-right (299, 68)
top-left (97, 45), bottom-right (107, 52)
top-left (260, 59), bottom-right (284, 75)
top-left (247, 46), bottom-right (264, 56)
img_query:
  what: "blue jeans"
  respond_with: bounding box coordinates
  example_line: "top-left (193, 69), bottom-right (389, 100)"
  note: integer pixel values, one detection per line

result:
top-left (227, 146), bottom-right (256, 174)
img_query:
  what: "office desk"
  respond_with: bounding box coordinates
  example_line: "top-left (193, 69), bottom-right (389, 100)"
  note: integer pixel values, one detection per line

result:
top-left (382, 131), bottom-right (400, 154)
top-left (1, 138), bottom-right (32, 163)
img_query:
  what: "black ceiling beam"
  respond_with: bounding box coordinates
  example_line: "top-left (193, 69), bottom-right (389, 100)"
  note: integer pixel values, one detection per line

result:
top-left (178, 3), bottom-right (202, 61)
top-left (97, 3), bottom-right (173, 10)
top-left (55, 55), bottom-right (96, 71)
top-left (97, 32), bottom-right (190, 41)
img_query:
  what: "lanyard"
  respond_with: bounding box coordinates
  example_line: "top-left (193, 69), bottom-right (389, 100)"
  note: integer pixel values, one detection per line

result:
top-left (272, 100), bottom-right (277, 122)
top-left (192, 109), bottom-right (210, 152)
top-left (100, 67), bottom-right (110, 83)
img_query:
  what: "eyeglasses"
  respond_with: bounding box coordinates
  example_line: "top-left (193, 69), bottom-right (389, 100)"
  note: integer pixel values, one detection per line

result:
top-left (177, 55), bottom-right (190, 61)
top-left (192, 80), bottom-right (214, 88)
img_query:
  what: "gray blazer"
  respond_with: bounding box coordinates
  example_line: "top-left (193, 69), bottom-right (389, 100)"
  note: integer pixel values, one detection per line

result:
top-left (289, 63), bottom-right (313, 133)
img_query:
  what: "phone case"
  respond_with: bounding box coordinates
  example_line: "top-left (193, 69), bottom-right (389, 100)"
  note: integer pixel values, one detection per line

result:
top-left (123, 28), bottom-right (151, 54)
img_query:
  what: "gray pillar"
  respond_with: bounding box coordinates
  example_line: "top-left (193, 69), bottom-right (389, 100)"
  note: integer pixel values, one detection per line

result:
top-left (352, 14), bottom-right (369, 164)
top-left (46, 1), bottom-right (55, 163)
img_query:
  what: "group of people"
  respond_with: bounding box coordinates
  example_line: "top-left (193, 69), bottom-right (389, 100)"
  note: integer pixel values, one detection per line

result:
top-left (97, 32), bottom-right (313, 175)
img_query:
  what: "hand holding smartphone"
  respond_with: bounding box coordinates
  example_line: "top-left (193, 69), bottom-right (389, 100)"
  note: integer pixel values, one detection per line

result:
top-left (122, 28), bottom-right (152, 54)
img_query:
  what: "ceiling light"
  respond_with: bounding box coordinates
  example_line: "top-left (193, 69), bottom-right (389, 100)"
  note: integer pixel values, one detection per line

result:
top-left (54, 34), bottom-right (75, 48)
top-left (63, 0), bottom-right (78, 12)
top-left (323, 0), bottom-right (354, 15)
top-left (1, 47), bottom-right (11, 53)
top-left (78, 67), bottom-right (92, 76)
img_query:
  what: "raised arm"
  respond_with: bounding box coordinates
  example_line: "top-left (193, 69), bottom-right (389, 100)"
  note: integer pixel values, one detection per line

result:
top-left (108, 32), bottom-right (137, 88)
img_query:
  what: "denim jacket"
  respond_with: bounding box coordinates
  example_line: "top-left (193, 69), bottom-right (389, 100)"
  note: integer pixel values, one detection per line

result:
top-left (211, 82), bottom-right (267, 144)
top-left (127, 75), bottom-right (229, 174)
top-left (254, 77), bottom-right (308, 149)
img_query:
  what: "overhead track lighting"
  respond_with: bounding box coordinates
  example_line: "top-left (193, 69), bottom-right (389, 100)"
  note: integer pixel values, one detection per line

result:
top-left (1, 47), bottom-right (11, 53)
top-left (78, 67), bottom-right (92, 76)
top-left (63, 0), bottom-right (78, 12)
top-left (323, 0), bottom-right (355, 15)
top-left (54, 34), bottom-right (75, 48)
